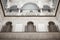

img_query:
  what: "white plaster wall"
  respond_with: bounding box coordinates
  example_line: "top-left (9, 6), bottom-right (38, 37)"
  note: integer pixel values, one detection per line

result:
top-left (1, 17), bottom-right (58, 32)
top-left (56, 3), bottom-right (60, 31)
top-left (0, 2), bottom-right (60, 32)
top-left (13, 24), bottom-right (25, 32)
top-left (36, 24), bottom-right (48, 32)
top-left (0, 4), bottom-right (4, 31)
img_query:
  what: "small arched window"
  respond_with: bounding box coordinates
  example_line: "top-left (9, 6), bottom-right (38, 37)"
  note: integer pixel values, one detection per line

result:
top-left (21, 3), bottom-right (40, 12)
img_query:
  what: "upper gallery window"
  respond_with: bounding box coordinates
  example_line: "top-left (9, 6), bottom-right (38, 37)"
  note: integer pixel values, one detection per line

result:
top-left (20, 3), bottom-right (40, 13)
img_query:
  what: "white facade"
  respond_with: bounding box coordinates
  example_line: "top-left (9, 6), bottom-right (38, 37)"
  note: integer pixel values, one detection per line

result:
top-left (0, 0), bottom-right (60, 32)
